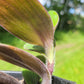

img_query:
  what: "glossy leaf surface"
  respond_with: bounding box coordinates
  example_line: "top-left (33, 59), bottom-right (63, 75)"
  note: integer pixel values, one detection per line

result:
top-left (0, 0), bottom-right (53, 47)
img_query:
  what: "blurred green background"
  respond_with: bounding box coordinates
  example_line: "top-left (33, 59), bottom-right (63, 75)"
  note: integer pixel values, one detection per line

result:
top-left (0, 0), bottom-right (84, 84)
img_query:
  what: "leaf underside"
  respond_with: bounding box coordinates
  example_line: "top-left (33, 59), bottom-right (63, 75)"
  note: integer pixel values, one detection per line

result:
top-left (0, 72), bottom-right (20, 84)
top-left (0, 0), bottom-right (53, 47)
top-left (0, 44), bottom-right (50, 79)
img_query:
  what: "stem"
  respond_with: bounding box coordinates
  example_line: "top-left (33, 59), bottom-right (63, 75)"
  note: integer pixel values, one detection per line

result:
top-left (47, 43), bottom-right (56, 75)
top-left (46, 44), bottom-right (54, 64)
top-left (45, 42), bottom-right (55, 75)
top-left (46, 60), bottom-right (54, 75)
top-left (44, 39), bottom-right (56, 84)
top-left (41, 73), bottom-right (51, 84)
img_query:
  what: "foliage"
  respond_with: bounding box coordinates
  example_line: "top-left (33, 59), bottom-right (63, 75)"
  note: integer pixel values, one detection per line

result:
top-left (0, 0), bottom-right (59, 84)
top-left (48, 10), bottom-right (59, 29)
top-left (0, 30), bottom-right (84, 84)
top-left (22, 70), bottom-right (40, 84)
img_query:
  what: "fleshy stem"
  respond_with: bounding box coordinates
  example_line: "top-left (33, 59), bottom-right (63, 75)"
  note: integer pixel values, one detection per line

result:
top-left (44, 40), bottom-right (56, 84)
top-left (45, 41), bottom-right (55, 74)
top-left (41, 73), bottom-right (51, 84)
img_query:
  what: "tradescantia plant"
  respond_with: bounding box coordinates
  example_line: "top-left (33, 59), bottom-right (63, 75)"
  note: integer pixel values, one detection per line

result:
top-left (0, 0), bottom-right (59, 84)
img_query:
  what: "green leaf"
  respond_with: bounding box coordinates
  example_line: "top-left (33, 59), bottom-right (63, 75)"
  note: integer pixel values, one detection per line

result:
top-left (37, 55), bottom-right (46, 64)
top-left (48, 10), bottom-right (59, 30)
top-left (22, 70), bottom-right (40, 84)
top-left (0, 0), bottom-right (53, 47)
top-left (24, 43), bottom-right (45, 54)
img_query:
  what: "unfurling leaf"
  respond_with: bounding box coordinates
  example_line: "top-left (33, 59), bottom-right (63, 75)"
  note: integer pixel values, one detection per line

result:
top-left (48, 10), bottom-right (59, 31)
top-left (0, 44), bottom-right (51, 84)
top-left (0, 0), bottom-right (53, 47)
top-left (24, 43), bottom-right (45, 54)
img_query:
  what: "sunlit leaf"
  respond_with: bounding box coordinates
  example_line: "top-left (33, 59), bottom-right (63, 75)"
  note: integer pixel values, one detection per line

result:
top-left (48, 10), bottom-right (59, 31)
top-left (0, 0), bottom-right (53, 47)
top-left (0, 44), bottom-right (50, 83)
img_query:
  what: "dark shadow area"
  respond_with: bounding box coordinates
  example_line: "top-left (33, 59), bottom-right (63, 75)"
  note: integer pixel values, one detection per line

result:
top-left (0, 26), bottom-right (6, 32)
